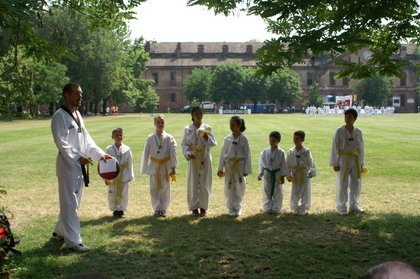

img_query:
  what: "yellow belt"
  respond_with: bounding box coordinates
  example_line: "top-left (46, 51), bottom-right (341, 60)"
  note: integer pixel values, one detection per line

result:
top-left (228, 157), bottom-right (244, 189)
top-left (150, 156), bottom-right (170, 192)
top-left (191, 147), bottom-right (206, 172)
top-left (113, 162), bottom-right (128, 206)
top-left (292, 165), bottom-right (307, 186)
top-left (338, 149), bottom-right (361, 182)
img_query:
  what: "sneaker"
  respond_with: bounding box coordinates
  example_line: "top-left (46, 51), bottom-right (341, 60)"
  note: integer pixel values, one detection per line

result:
top-left (338, 211), bottom-right (348, 216)
top-left (349, 208), bottom-right (365, 214)
top-left (118, 210), bottom-right (125, 218)
top-left (299, 209), bottom-right (309, 216)
top-left (154, 210), bottom-right (161, 217)
top-left (199, 208), bottom-right (207, 217)
top-left (293, 209), bottom-right (299, 216)
top-left (192, 209), bottom-right (200, 217)
top-left (160, 210), bottom-right (167, 217)
top-left (113, 211), bottom-right (120, 218)
top-left (52, 232), bottom-right (64, 240)
top-left (228, 210), bottom-right (236, 216)
top-left (68, 243), bottom-right (89, 252)
top-left (235, 210), bottom-right (241, 216)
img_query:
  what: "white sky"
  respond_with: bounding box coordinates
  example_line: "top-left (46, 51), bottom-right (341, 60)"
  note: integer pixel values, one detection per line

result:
top-left (128, 0), bottom-right (274, 42)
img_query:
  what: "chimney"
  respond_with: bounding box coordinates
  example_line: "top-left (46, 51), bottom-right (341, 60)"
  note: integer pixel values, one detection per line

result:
top-left (144, 41), bottom-right (151, 53)
top-left (246, 44), bottom-right (253, 55)
top-left (222, 44), bottom-right (228, 58)
top-left (176, 42), bottom-right (181, 58)
top-left (197, 44), bottom-right (204, 55)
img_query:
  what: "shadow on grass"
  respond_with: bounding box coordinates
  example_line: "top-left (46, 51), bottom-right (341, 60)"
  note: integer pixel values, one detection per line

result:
top-left (12, 212), bottom-right (420, 279)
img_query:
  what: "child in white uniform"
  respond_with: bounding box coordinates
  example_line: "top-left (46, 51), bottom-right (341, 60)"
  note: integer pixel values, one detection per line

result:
top-left (286, 130), bottom-right (316, 215)
top-left (141, 115), bottom-right (177, 217)
top-left (217, 116), bottom-right (251, 216)
top-left (105, 128), bottom-right (134, 218)
top-left (181, 106), bottom-right (217, 217)
top-left (258, 131), bottom-right (288, 214)
top-left (329, 108), bottom-right (365, 215)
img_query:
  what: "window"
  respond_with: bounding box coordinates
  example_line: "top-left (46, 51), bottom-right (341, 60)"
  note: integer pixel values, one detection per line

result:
top-left (170, 93), bottom-right (176, 102)
top-left (170, 71), bottom-right (176, 85)
top-left (400, 94), bottom-right (406, 106)
top-left (152, 73), bottom-right (159, 85)
top-left (343, 77), bottom-right (349, 86)
top-left (400, 76), bottom-right (406, 86)
top-left (329, 72), bottom-right (336, 86)
top-left (307, 72), bottom-right (313, 86)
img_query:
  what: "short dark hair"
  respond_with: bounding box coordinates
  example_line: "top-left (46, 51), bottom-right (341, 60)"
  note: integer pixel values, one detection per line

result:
top-left (294, 130), bottom-right (305, 141)
top-left (360, 260), bottom-right (420, 279)
top-left (191, 106), bottom-right (203, 121)
top-left (345, 108), bottom-right (358, 120)
top-left (269, 131), bottom-right (281, 142)
top-left (230, 116), bottom-right (246, 132)
top-left (112, 127), bottom-right (123, 136)
top-left (62, 82), bottom-right (80, 95)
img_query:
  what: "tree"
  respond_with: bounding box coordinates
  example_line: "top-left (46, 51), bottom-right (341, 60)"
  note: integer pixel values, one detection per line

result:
top-left (242, 67), bottom-right (267, 108)
top-left (305, 83), bottom-right (323, 107)
top-left (183, 67), bottom-right (212, 103)
top-left (267, 68), bottom-right (302, 108)
top-left (33, 58), bottom-right (68, 114)
top-left (210, 63), bottom-right (245, 105)
top-left (188, 0), bottom-right (419, 79)
top-left (352, 76), bottom-right (392, 107)
top-left (0, 0), bottom-right (145, 60)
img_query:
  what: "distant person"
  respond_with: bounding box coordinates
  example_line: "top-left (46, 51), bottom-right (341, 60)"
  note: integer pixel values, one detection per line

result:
top-left (217, 116), bottom-right (252, 216)
top-left (329, 108), bottom-right (365, 215)
top-left (181, 106), bottom-right (217, 217)
top-left (105, 128), bottom-right (134, 218)
top-left (360, 260), bottom-right (420, 279)
top-left (141, 115), bottom-right (177, 217)
top-left (51, 82), bottom-right (109, 252)
top-left (286, 130), bottom-right (316, 215)
top-left (257, 131), bottom-right (288, 215)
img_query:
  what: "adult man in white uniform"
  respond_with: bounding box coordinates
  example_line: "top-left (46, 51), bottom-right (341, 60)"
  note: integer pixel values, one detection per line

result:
top-left (51, 82), bottom-right (107, 252)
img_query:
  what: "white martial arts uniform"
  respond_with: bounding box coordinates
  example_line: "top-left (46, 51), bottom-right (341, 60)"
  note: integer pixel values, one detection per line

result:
top-left (329, 125), bottom-right (364, 214)
top-left (181, 123), bottom-right (217, 211)
top-left (105, 143), bottom-right (134, 212)
top-left (259, 147), bottom-right (289, 213)
top-left (141, 132), bottom-right (177, 212)
top-left (286, 146), bottom-right (316, 214)
top-left (51, 108), bottom-right (105, 248)
top-left (218, 134), bottom-right (252, 215)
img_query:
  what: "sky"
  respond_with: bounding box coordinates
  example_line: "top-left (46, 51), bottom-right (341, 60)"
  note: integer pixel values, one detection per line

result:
top-left (128, 0), bottom-right (274, 42)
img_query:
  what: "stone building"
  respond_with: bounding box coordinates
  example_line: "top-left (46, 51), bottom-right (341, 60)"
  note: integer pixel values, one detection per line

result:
top-left (143, 42), bottom-right (419, 113)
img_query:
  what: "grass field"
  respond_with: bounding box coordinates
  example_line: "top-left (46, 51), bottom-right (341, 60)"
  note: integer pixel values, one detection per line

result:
top-left (0, 113), bottom-right (419, 278)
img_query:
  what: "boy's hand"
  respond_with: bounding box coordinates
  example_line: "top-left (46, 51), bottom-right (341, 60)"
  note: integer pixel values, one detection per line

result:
top-left (333, 166), bottom-right (340, 172)
top-left (217, 171), bottom-right (224, 177)
top-left (257, 175), bottom-right (262, 181)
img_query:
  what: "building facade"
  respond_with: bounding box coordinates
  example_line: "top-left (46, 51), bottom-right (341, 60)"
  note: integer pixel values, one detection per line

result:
top-left (143, 42), bottom-right (419, 113)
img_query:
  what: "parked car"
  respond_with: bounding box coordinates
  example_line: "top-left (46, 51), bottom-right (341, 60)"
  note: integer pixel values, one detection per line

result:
top-left (180, 105), bottom-right (191, 113)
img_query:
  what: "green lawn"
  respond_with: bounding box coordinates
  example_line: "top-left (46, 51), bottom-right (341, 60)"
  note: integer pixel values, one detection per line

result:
top-left (0, 113), bottom-right (419, 278)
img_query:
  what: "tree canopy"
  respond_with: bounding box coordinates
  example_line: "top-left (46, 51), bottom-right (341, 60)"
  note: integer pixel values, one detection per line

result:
top-left (352, 76), bottom-right (392, 107)
top-left (188, 0), bottom-right (420, 79)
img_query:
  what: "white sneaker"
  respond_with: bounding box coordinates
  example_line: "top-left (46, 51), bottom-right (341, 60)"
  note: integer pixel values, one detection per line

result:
top-left (69, 243), bottom-right (89, 252)
top-left (228, 210), bottom-right (236, 216)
